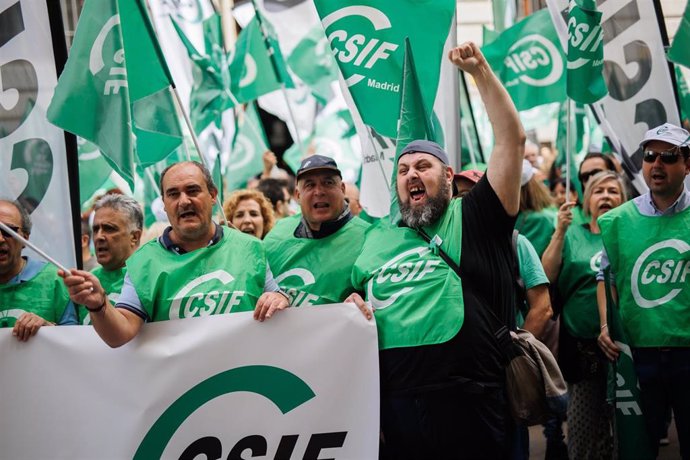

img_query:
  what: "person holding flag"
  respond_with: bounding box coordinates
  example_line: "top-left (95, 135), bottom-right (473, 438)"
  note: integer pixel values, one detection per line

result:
top-left (0, 200), bottom-right (78, 341)
top-left (61, 162), bottom-right (289, 347)
top-left (597, 123), bottom-right (690, 459)
top-left (348, 42), bottom-right (525, 459)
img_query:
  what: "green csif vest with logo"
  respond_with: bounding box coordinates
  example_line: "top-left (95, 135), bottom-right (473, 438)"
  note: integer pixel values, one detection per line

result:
top-left (558, 224), bottom-right (603, 339)
top-left (599, 202), bottom-right (690, 347)
top-left (0, 262), bottom-right (70, 328)
top-left (352, 200), bottom-right (464, 350)
top-left (80, 266), bottom-right (127, 324)
top-left (265, 216), bottom-right (369, 306)
top-left (126, 229), bottom-right (266, 322)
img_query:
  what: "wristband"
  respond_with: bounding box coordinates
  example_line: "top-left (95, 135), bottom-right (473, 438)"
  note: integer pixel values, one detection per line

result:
top-left (86, 295), bottom-right (107, 313)
top-left (600, 324), bottom-right (608, 330)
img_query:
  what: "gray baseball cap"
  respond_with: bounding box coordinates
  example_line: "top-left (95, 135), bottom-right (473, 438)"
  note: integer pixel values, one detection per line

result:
top-left (640, 123), bottom-right (690, 148)
top-left (399, 140), bottom-right (450, 165)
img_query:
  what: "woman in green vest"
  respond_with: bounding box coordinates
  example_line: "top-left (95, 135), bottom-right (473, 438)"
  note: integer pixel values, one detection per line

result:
top-left (541, 171), bottom-right (627, 459)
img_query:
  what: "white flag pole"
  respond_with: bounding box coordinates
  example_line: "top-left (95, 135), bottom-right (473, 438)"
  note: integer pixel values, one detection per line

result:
top-left (0, 222), bottom-right (70, 273)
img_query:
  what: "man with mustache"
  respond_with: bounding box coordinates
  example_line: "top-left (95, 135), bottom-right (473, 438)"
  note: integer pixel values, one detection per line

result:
top-left (348, 42), bottom-right (525, 458)
top-left (264, 156), bottom-right (370, 310)
top-left (62, 162), bottom-right (289, 347)
top-left (79, 194), bottom-right (143, 324)
top-left (597, 123), bottom-right (690, 458)
top-left (0, 199), bottom-right (77, 341)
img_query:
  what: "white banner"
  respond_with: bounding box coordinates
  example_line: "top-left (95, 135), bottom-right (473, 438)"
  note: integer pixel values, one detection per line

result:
top-left (547, 0), bottom-right (680, 193)
top-left (0, 305), bottom-right (379, 459)
top-left (0, 0), bottom-right (77, 267)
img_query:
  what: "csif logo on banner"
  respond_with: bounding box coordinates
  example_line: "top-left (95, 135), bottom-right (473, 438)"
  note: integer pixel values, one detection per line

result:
top-left (366, 247), bottom-right (440, 309)
top-left (503, 33), bottom-right (563, 88)
top-left (169, 270), bottom-right (246, 319)
top-left (321, 6), bottom-right (399, 90)
top-left (134, 365), bottom-right (349, 459)
top-left (630, 239), bottom-right (690, 308)
top-left (90, 15), bottom-right (127, 96)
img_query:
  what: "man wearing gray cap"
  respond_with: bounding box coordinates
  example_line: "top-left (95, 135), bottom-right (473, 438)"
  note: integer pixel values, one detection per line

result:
top-left (264, 155), bottom-right (370, 311)
top-left (597, 123), bottom-right (690, 458)
top-left (348, 42), bottom-right (525, 458)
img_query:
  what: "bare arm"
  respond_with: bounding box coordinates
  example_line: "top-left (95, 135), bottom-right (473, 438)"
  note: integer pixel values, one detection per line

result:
top-left (449, 42), bottom-right (525, 215)
top-left (596, 280), bottom-right (620, 361)
top-left (541, 201), bottom-right (576, 282)
top-left (522, 284), bottom-right (553, 339)
top-left (60, 269), bottom-right (143, 348)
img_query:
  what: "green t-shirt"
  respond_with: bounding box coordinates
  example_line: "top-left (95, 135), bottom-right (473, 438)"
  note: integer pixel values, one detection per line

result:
top-left (80, 266), bottom-right (127, 325)
top-left (599, 202), bottom-right (690, 347)
top-left (0, 260), bottom-right (73, 327)
top-left (515, 233), bottom-right (549, 327)
top-left (265, 216), bottom-right (369, 306)
top-left (558, 223), bottom-right (602, 339)
top-left (515, 208), bottom-right (557, 257)
top-left (126, 229), bottom-right (266, 322)
top-left (352, 199), bottom-right (464, 350)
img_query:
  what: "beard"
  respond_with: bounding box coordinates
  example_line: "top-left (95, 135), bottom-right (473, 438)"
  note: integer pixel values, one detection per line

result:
top-left (399, 174), bottom-right (451, 228)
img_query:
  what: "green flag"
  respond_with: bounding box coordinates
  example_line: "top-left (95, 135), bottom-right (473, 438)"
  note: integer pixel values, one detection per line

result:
top-left (604, 270), bottom-right (655, 460)
top-left (668, 1), bottom-right (690, 69)
top-left (172, 14), bottom-right (234, 134)
top-left (482, 9), bottom-right (566, 111)
top-left (287, 26), bottom-right (339, 104)
top-left (229, 12), bottom-right (294, 103)
top-left (390, 38), bottom-right (435, 223)
top-left (226, 103), bottom-right (268, 191)
top-left (77, 138), bottom-right (113, 205)
top-left (314, 0), bottom-right (454, 138)
top-left (566, 0), bottom-right (607, 104)
top-left (47, 0), bottom-right (182, 188)
top-left (555, 101), bottom-right (588, 195)
top-left (675, 66), bottom-right (690, 128)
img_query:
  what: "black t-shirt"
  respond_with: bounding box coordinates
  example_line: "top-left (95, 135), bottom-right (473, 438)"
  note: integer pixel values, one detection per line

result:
top-left (380, 176), bottom-right (517, 394)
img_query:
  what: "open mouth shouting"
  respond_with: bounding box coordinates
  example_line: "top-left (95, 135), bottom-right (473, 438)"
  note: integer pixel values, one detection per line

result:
top-left (408, 183), bottom-right (427, 204)
top-left (239, 224), bottom-right (256, 235)
top-left (178, 208), bottom-right (199, 222)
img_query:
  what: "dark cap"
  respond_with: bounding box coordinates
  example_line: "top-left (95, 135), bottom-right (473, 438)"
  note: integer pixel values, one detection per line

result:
top-left (296, 155), bottom-right (342, 180)
top-left (399, 140), bottom-right (450, 165)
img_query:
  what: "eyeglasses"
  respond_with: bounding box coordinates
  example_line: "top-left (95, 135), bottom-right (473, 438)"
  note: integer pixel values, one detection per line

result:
top-left (0, 224), bottom-right (21, 239)
top-left (643, 148), bottom-right (685, 164)
top-left (578, 168), bottom-right (604, 185)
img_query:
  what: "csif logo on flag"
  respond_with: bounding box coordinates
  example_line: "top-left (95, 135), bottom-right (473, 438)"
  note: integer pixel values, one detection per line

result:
top-left (321, 6), bottom-right (399, 90)
top-left (366, 247), bottom-right (441, 309)
top-left (168, 270), bottom-right (246, 319)
top-left (590, 250), bottom-right (603, 273)
top-left (503, 33), bottom-right (564, 88)
top-left (631, 239), bottom-right (690, 308)
top-left (133, 365), bottom-right (349, 459)
top-left (89, 15), bottom-right (127, 96)
top-left (566, 7), bottom-right (604, 71)
top-left (275, 268), bottom-right (320, 307)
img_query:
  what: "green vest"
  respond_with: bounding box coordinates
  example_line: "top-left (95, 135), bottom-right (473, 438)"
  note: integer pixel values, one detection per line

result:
top-left (515, 208), bottom-right (556, 257)
top-left (126, 229), bottom-right (266, 322)
top-left (599, 202), bottom-right (690, 347)
top-left (352, 200), bottom-right (464, 350)
top-left (265, 216), bottom-right (369, 306)
top-left (558, 223), bottom-right (602, 339)
top-left (0, 262), bottom-right (70, 327)
top-left (80, 266), bottom-right (127, 325)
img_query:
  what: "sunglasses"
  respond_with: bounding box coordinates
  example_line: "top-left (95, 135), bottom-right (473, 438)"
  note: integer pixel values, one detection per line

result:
top-left (578, 168), bottom-right (604, 184)
top-left (642, 148), bottom-right (686, 164)
top-left (0, 224), bottom-right (21, 239)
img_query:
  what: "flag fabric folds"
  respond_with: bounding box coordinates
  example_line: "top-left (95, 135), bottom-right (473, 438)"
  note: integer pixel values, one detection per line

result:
top-left (482, 9), bottom-right (566, 111)
top-left (226, 103), bottom-right (268, 191)
top-left (566, 0), bottom-right (607, 104)
top-left (47, 0), bottom-right (182, 187)
top-left (668, 1), bottom-right (690, 69)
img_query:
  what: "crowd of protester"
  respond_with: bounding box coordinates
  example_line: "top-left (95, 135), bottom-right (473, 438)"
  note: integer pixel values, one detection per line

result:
top-left (2, 42), bottom-right (689, 459)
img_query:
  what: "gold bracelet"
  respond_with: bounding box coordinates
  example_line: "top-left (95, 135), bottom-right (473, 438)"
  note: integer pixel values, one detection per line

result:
top-left (600, 324), bottom-right (608, 330)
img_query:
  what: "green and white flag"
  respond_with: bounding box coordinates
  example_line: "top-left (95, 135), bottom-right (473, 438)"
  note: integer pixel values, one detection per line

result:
top-left (668, 1), bottom-right (690, 69)
top-left (287, 26), bottom-right (339, 104)
top-left (555, 101), bottom-right (589, 195)
top-left (172, 14), bottom-right (234, 134)
top-left (77, 138), bottom-right (113, 205)
top-left (676, 66), bottom-right (690, 129)
top-left (229, 12), bottom-right (294, 104)
top-left (483, 9), bottom-right (566, 111)
top-left (47, 0), bottom-right (183, 188)
top-left (604, 270), bottom-right (655, 460)
top-left (390, 38), bottom-right (435, 223)
top-left (566, 0), bottom-right (607, 104)
top-left (314, 0), bottom-right (454, 138)
top-left (226, 103), bottom-right (267, 191)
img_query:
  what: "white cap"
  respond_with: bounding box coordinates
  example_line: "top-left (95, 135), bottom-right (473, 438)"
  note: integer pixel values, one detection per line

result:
top-left (521, 159), bottom-right (535, 186)
top-left (640, 123), bottom-right (690, 148)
